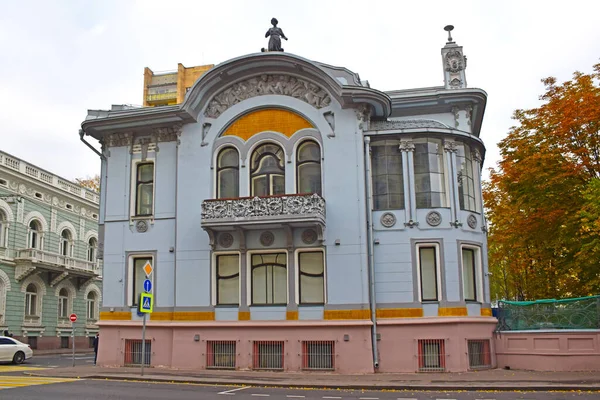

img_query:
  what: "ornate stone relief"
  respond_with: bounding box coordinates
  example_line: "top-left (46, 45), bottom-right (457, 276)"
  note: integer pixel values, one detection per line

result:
top-left (368, 119), bottom-right (449, 131)
top-left (301, 229), bottom-right (318, 245)
top-left (467, 214), bottom-right (477, 229)
top-left (260, 231), bottom-right (275, 247)
top-left (399, 140), bottom-right (415, 152)
top-left (152, 124), bottom-right (183, 143)
top-left (443, 140), bottom-right (458, 153)
top-left (452, 106), bottom-right (460, 128)
top-left (426, 211), bottom-right (442, 227)
top-left (465, 105), bottom-right (473, 126)
top-left (218, 232), bottom-right (234, 248)
top-left (202, 194), bottom-right (326, 220)
top-left (135, 220), bottom-right (148, 233)
top-left (472, 149), bottom-right (482, 164)
top-left (380, 212), bottom-right (397, 228)
top-left (204, 74), bottom-right (332, 119)
top-left (105, 132), bottom-right (133, 148)
top-left (445, 50), bottom-right (467, 73)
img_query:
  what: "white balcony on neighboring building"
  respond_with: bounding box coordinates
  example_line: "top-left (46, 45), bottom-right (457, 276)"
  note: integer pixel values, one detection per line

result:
top-left (14, 248), bottom-right (100, 286)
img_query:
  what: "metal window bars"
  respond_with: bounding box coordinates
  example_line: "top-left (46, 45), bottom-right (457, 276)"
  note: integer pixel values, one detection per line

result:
top-left (253, 341), bottom-right (284, 370)
top-left (467, 339), bottom-right (492, 369)
top-left (417, 339), bottom-right (446, 372)
top-left (124, 339), bottom-right (152, 366)
top-left (206, 341), bottom-right (236, 369)
top-left (302, 341), bottom-right (335, 370)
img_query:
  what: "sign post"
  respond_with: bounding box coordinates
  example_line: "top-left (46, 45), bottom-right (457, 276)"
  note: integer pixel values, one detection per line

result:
top-left (70, 313), bottom-right (77, 367)
top-left (139, 261), bottom-right (154, 377)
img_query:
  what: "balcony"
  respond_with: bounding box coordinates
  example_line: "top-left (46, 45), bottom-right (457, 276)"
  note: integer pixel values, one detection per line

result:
top-left (201, 193), bottom-right (326, 245)
top-left (14, 248), bottom-right (100, 287)
top-left (146, 92), bottom-right (177, 103)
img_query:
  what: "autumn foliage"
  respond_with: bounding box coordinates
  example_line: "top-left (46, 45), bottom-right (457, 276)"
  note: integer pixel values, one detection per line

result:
top-left (484, 63), bottom-right (600, 301)
top-left (75, 175), bottom-right (100, 192)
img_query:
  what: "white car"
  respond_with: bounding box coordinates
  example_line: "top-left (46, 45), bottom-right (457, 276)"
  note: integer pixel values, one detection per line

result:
top-left (0, 336), bottom-right (33, 364)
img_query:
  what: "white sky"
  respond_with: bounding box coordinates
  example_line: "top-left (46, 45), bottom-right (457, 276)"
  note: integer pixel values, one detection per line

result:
top-left (1, 0), bottom-right (598, 183)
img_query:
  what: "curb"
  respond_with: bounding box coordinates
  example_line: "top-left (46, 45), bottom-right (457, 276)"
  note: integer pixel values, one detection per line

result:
top-left (22, 372), bottom-right (600, 392)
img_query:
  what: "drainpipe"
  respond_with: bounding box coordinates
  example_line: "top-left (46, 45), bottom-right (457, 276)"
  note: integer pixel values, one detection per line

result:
top-left (363, 136), bottom-right (379, 370)
top-left (79, 129), bottom-right (106, 160)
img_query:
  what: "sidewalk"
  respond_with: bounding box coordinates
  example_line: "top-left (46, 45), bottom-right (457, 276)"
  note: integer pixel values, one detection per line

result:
top-left (25, 365), bottom-right (600, 391)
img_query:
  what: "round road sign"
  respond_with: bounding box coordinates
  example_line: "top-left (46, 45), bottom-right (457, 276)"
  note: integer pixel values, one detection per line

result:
top-left (69, 313), bottom-right (77, 323)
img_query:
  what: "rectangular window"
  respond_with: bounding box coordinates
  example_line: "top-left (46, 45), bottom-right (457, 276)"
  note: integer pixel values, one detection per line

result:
top-left (60, 336), bottom-right (69, 349)
top-left (25, 293), bottom-right (37, 316)
top-left (414, 139), bottom-right (447, 208)
top-left (462, 248), bottom-right (478, 301)
top-left (135, 163), bottom-right (154, 216)
top-left (371, 140), bottom-right (404, 210)
top-left (456, 143), bottom-right (477, 212)
top-left (418, 339), bottom-right (446, 371)
top-left (216, 255), bottom-right (239, 305)
top-left (131, 257), bottom-right (152, 306)
top-left (418, 246), bottom-right (439, 301)
top-left (87, 299), bottom-right (96, 320)
top-left (298, 252), bottom-right (324, 304)
top-left (251, 253), bottom-right (287, 305)
top-left (58, 297), bottom-right (68, 318)
top-left (302, 341), bottom-right (334, 370)
top-left (206, 341), bottom-right (236, 369)
top-left (253, 341), bottom-right (284, 370)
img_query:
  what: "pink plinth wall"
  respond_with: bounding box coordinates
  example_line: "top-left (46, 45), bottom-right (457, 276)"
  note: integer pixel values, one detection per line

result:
top-left (377, 317), bottom-right (497, 372)
top-left (494, 331), bottom-right (600, 371)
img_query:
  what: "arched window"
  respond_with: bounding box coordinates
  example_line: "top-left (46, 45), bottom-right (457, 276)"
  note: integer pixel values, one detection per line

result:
top-left (58, 288), bottom-right (69, 318)
top-left (87, 238), bottom-right (97, 262)
top-left (87, 292), bottom-right (97, 320)
top-left (217, 147), bottom-right (239, 199)
top-left (59, 229), bottom-right (72, 257)
top-left (250, 143), bottom-right (285, 196)
top-left (0, 211), bottom-right (7, 248)
top-left (28, 220), bottom-right (42, 250)
top-left (296, 141), bottom-right (322, 195)
top-left (25, 284), bottom-right (38, 316)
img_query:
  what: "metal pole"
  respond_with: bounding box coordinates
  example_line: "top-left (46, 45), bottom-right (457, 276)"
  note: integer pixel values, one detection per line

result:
top-left (72, 327), bottom-right (75, 367)
top-left (141, 313), bottom-right (147, 376)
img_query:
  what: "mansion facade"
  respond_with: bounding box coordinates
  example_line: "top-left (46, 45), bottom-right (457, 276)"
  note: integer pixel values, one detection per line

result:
top-left (82, 32), bottom-right (495, 372)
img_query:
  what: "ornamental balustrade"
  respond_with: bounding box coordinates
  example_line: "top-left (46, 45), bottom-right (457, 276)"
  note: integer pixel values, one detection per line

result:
top-left (15, 248), bottom-right (99, 272)
top-left (202, 193), bottom-right (326, 221)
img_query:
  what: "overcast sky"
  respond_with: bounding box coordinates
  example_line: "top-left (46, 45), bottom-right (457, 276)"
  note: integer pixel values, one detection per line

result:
top-left (1, 0), bottom-right (598, 183)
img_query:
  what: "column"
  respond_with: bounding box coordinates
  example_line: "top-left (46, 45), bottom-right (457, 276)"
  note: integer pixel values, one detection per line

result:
top-left (236, 228), bottom-right (250, 320)
top-left (399, 140), bottom-right (415, 224)
top-left (443, 140), bottom-right (460, 227)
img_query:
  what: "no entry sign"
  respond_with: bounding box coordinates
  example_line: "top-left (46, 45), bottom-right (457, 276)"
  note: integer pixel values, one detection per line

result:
top-left (69, 313), bottom-right (77, 323)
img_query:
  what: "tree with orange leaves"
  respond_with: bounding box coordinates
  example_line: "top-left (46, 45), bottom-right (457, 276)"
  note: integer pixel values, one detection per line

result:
top-left (484, 63), bottom-right (600, 301)
top-left (76, 175), bottom-right (100, 192)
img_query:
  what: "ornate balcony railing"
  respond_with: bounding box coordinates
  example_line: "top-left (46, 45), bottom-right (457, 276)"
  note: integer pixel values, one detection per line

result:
top-left (146, 92), bottom-right (177, 102)
top-left (15, 248), bottom-right (99, 273)
top-left (202, 193), bottom-right (326, 222)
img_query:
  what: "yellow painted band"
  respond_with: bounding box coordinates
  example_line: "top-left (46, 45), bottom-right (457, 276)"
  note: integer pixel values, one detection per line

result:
top-left (438, 307), bottom-right (468, 316)
top-left (324, 309), bottom-right (371, 320)
top-left (99, 311), bottom-right (131, 321)
top-left (376, 308), bottom-right (424, 318)
top-left (481, 308), bottom-right (493, 317)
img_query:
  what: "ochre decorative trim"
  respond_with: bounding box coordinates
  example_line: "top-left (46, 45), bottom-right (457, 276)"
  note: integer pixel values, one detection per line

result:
top-left (324, 309), bottom-right (371, 320)
top-left (286, 311), bottom-right (298, 320)
top-left (438, 307), bottom-right (468, 317)
top-left (222, 109), bottom-right (313, 141)
top-left (149, 312), bottom-right (173, 321)
top-left (172, 312), bottom-right (215, 321)
top-left (376, 308), bottom-right (423, 318)
top-left (99, 311), bottom-right (131, 321)
top-left (238, 311), bottom-right (251, 321)
top-left (481, 308), bottom-right (493, 317)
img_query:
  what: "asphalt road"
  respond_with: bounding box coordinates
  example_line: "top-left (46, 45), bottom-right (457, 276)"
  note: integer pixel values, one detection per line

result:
top-left (1, 380), bottom-right (598, 400)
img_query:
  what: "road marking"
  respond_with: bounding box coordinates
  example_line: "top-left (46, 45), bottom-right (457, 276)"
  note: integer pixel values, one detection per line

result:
top-left (219, 387), bottom-right (250, 395)
top-left (397, 398), bottom-right (418, 400)
top-left (360, 398), bottom-right (379, 399)
top-left (323, 397), bottom-right (342, 399)
top-left (0, 376), bottom-right (79, 390)
top-left (251, 395), bottom-right (270, 397)
top-left (287, 396), bottom-right (305, 398)
top-left (0, 366), bottom-right (49, 372)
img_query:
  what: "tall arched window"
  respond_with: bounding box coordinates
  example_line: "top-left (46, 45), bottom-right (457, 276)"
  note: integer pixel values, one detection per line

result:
top-left (87, 292), bottom-right (97, 320)
top-left (28, 220), bottom-right (42, 250)
top-left (217, 147), bottom-right (240, 199)
top-left (0, 211), bottom-right (7, 248)
top-left (296, 141), bottom-right (322, 195)
top-left (58, 288), bottom-right (69, 318)
top-left (25, 284), bottom-right (38, 316)
top-left (87, 238), bottom-right (97, 262)
top-left (59, 229), bottom-right (72, 257)
top-left (250, 143), bottom-right (285, 196)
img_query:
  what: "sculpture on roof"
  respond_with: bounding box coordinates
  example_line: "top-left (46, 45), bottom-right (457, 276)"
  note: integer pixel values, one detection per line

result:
top-left (262, 18), bottom-right (288, 52)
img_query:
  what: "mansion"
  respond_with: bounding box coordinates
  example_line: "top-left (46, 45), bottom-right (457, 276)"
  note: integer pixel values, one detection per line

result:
top-left (81, 29), bottom-right (495, 372)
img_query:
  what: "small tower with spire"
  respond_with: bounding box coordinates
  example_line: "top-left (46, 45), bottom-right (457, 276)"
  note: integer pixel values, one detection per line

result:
top-left (441, 25), bottom-right (468, 89)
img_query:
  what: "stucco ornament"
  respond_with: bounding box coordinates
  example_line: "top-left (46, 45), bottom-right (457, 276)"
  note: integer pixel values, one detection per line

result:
top-left (467, 214), bottom-right (477, 229)
top-left (205, 75), bottom-right (331, 118)
top-left (301, 229), bottom-right (318, 245)
top-left (218, 232), bottom-right (234, 248)
top-left (260, 231), bottom-right (275, 247)
top-left (380, 212), bottom-right (397, 228)
top-left (202, 194), bottom-right (326, 220)
top-left (135, 220), bottom-right (148, 233)
top-left (445, 50), bottom-right (467, 73)
top-left (426, 211), bottom-right (442, 227)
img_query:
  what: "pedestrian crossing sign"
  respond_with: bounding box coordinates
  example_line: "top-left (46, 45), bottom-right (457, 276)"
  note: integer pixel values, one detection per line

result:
top-left (139, 292), bottom-right (154, 313)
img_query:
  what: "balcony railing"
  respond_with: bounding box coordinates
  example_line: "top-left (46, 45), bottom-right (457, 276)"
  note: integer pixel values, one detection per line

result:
top-left (16, 248), bottom-right (99, 272)
top-left (202, 193), bottom-right (326, 222)
top-left (146, 92), bottom-right (177, 102)
top-left (0, 247), bottom-right (12, 259)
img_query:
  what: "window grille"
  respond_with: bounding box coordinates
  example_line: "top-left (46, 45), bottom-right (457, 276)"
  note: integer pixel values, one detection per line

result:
top-left (417, 339), bottom-right (445, 371)
top-left (124, 339), bottom-right (151, 366)
top-left (253, 341), bottom-right (284, 370)
top-left (467, 339), bottom-right (492, 369)
top-left (60, 336), bottom-right (69, 349)
top-left (302, 341), bottom-right (335, 370)
top-left (206, 341), bottom-right (236, 369)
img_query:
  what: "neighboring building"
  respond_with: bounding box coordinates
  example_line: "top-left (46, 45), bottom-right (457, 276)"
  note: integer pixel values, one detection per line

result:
top-left (0, 151), bottom-right (102, 350)
top-left (143, 63), bottom-right (214, 107)
top-left (81, 29), bottom-right (495, 372)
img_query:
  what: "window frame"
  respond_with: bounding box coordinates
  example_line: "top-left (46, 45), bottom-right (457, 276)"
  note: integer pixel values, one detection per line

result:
top-left (370, 139), bottom-right (405, 210)
top-left (247, 250), bottom-right (288, 306)
top-left (460, 245), bottom-right (483, 302)
top-left (456, 142), bottom-right (478, 212)
top-left (216, 146), bottom-right (240, 199)
top-left (295, 249), bottom-right (326, 305)
top-left (28, 220), bottom-right (42, 250)
top-left (87, 237), bottom-right (97, 262)
top-left (295, 140), bottom-right (322, 196)
top-left (59, 229), bottom-right (73, 258)
top-left (415, 243), bottom-right (442, 302)
top-left (412, 138), bottom-right (449, 209)
top-left (25, 283), bottom-right (38, 317)
top-left (249, 142), bottom-right (286, 197)
top-left (87, 292), bottom-right (97, 320)
top-left (0, 211), bottom-right (7, 248)
top-left (212, 252), bottom-right (241, 306)
top-left (127, 255), bottom-right (154, 307)
top-left (134, 162), bottom-right (155, 217)
top-left (58, 288), bottom-right (69, 318)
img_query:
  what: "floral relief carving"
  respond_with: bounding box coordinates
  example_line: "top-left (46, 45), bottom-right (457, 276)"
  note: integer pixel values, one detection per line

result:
top-left (443, 140), bottom-right (458, 153)
top-left (218, 232), bottom-right (234, 248)
top-left (204, 74), bottom-right (332, 118)
top-left (445, 50), bottom-right (467, 73)
top-left (135, 220), bottom-right (148, 233)
top-left (260, 231), bottom-right (275, 247)
top-left (467, 214), bottom-right (477, 229)
top-left (105, 132), bottom-right (133, 148)
top-left (301, 229), bottom-right (318, 245)
top-left (399, 140), bottom-right (415, 152)
top-left (426, 211), bottom-right (442, 227)
top-left (380, 212), bottom-right (397, 228)
top-left (202, 194), bottom-right (326, 220)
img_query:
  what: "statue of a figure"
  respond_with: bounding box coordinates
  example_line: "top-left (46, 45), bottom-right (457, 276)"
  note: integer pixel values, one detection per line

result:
top-left (262, 18), bottom-right (287, 52)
